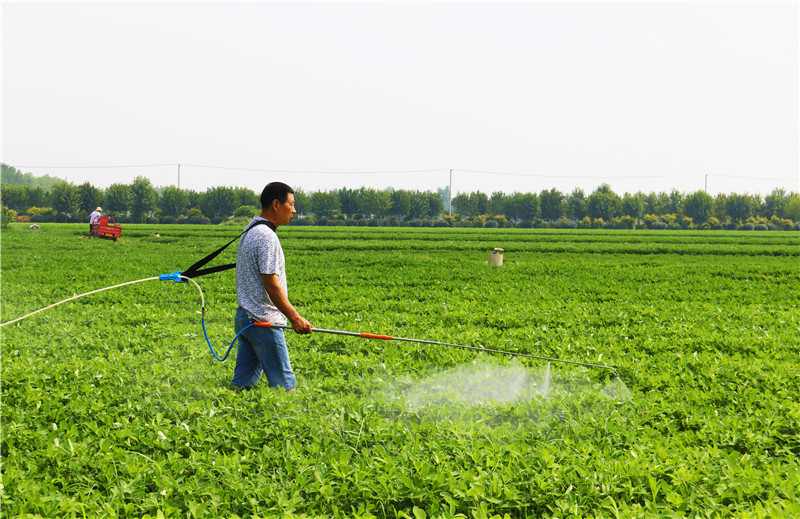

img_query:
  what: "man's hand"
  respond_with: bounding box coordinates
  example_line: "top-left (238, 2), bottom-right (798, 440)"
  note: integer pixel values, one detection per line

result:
top-left (290, 316), bottom-right (313, 335)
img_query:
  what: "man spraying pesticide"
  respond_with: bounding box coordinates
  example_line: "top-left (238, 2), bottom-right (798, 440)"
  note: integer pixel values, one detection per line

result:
top-left (228, 182), bottom-right (313, 392)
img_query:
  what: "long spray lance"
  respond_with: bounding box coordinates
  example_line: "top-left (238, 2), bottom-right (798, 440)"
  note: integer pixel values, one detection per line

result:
top-left (252, 322), bottom-right (621, 378)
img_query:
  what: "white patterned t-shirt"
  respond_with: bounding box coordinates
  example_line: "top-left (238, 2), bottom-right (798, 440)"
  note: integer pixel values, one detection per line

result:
top-left (236, 217), bottom-right (287, 325)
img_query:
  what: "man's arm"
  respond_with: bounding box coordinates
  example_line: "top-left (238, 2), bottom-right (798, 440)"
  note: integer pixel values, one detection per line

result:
top-left (262, 273), bottom-right (313, 334)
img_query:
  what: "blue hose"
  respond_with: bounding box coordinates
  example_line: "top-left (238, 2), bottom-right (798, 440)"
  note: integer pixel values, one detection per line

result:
top-left (201, 316), bottom-right (254, 362)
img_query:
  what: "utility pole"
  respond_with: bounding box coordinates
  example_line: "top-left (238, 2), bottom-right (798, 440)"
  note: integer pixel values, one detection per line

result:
top-left (704, 173), bottom-right (708, 193)
top-left (448, 169), bottom-right (453, 216)
top-left (177, 163), bottom-right (181, 189)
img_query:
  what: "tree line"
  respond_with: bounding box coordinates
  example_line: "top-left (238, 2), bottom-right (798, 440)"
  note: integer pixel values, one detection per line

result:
top-left (450, 185), bottom-right (799, 230)
top-left (1, 164), bottom-right (798, 230)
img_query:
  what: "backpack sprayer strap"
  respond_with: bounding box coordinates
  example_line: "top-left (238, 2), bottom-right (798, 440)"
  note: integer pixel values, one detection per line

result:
top-left (180, 220), bottom-right (276, 279)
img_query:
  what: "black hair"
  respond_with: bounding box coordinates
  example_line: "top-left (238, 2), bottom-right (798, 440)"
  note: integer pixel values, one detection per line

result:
top-left (260, 182), bottom-right (294, 209)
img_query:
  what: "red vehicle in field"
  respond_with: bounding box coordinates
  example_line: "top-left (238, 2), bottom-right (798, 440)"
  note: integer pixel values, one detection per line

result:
top-left (91, 216), bottom-right (122, 241)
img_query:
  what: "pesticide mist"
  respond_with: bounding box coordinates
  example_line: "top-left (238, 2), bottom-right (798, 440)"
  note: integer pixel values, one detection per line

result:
top-left (388, 361), bottom-right (550, 409)
top-left (386, 360), bottom-right (630, 410)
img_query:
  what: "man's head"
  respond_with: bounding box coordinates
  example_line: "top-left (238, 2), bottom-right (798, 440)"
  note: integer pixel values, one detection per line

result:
top-left (260, 182), bottom-right (296, 226)
top-left (260, 182), bottom-right (294, 208)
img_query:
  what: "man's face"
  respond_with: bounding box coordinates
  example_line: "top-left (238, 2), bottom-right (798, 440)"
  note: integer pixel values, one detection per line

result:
top-left (275, 193), bottom-right (297, 225)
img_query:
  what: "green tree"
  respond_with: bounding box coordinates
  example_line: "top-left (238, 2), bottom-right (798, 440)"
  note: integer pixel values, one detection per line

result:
top-left (27, 186), bottom-right (47, 208)
top-left (159, 186), bottom-right (189, 219)
top-left (426, 191), bottom-right (444, 218)
top-left (587, 184), bottom-right (620, 221)
top-left (185, 190), bottom-right (203, 210)
top-left (667, 189), bottom-right (685, 215)
top-left (0, 163), bottom-right (63, 190)
top-left (105, 183), bottom-right (132, 215)
top-left (77, 182), bottom-right (105, 215)
top-left (645, 192), bottom-right (671, 216)
top-left (726, 193), bottom-right (757, 222)
top-left (451, 193), bottom-right (471, 217)
top-left (390, 190), bottom-right (411, 219)
top-left (516, 192), bottom-right (539, 222)
top-left (49, 182), bottom-right (80, 222)
top-left (202, 186), bottom-right (238, 219)
top-left (233, 187), bottom-right (259, 208)
top-left (0, 164), bottom-right (24, 184)
top-left (620, 192), bottom-right (645, 221)
top-left (337, 188), bottom-right (360, 218)
top-left (763, 188), bottom-right (790, 219)
top-left (311, 190), bottom-right (341, 219)
top-left (362, 188), bottom-right (392, 218)
top-left (683, 191), bottom-right (715, 223)
top-left (488, 192), bottom-right (507, 216)
top-left (784, 193), bottom-right (800, 222)
top-left (566, 188), bottom-right (587, 220)
top-left (407, 191), bottom-right (430, 220)
top-left (502, 192), bottom-right (525, 222)
top-left (713, 193), bottom-right (729, 221)
top-left (540, 188), bottom-right (564, 221)
top-left (1, 206), bottom-right (17, 228)
top-left (452, 191), bottom-right (488, 217)
top-left (130, 176), bottom-right (159, 222)
top-left (0, 184), bottom-right (29, 212)
top-left (470, 192), bottom-right (489, 216)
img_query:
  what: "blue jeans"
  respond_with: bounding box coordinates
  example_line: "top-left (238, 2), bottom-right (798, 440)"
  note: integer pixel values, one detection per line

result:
top-left (230, 307), bottom-right (296, 391)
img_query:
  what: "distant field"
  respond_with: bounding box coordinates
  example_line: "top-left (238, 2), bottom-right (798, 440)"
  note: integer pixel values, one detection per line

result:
top-left (2, 224), bottom-right (798, 518)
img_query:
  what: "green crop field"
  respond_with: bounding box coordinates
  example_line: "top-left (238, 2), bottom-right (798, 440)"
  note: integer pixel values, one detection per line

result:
top-left (1, 224), bottom-right (799, 518)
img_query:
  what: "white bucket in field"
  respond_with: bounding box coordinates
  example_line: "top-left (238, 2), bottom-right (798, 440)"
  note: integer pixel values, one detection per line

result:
top-left (488, 248), bottom-right (504, 266)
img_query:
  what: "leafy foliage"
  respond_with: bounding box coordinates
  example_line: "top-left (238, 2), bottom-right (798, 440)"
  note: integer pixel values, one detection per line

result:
top-left (1, 205), bottom-right (17, 228)
top-left (1, 225), bottom-right (799, 517)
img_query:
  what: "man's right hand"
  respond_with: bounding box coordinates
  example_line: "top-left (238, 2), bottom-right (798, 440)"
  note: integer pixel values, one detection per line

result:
top-left (291, 316), bottom-right (313, 335)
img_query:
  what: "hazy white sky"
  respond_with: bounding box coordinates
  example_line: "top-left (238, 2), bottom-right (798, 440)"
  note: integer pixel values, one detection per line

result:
top-left (2, 1), bottom-right (798, 196)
